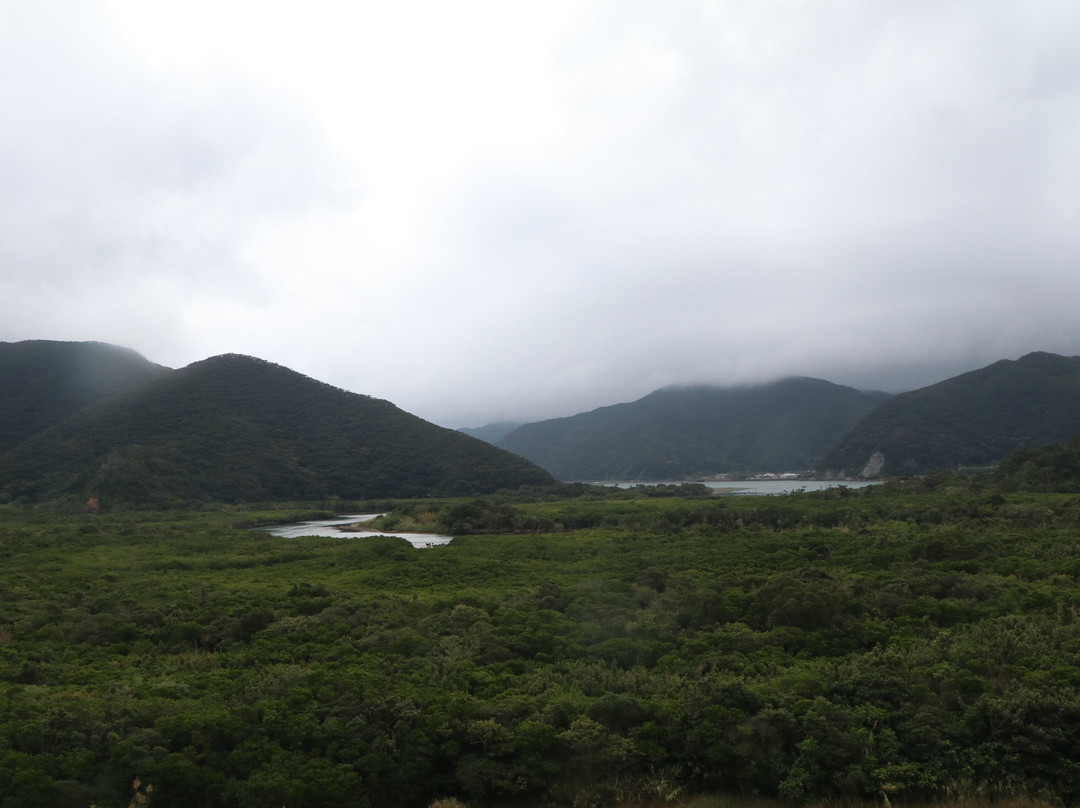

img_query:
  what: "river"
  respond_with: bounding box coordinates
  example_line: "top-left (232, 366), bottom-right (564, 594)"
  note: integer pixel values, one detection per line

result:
top-left (259, 514), bottom-right (453, 548)
top-left (262, 480), bottom-right (876, 546)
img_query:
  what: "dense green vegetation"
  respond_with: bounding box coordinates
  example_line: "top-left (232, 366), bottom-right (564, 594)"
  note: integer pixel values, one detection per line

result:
top-left (0, 351), bottom-right (552, 506)
top-left (6, 474), bottom-right (1080, 807)
top-left (995, 436), bottom-right (1080, 493)
top-left (498, 379), bottom-right (888, 480)
top-left (822, 352), bottom-right (1080, 477)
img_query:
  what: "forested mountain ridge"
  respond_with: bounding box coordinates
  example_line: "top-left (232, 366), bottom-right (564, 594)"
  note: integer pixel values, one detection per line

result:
top-left (0, 347), bottom-right (552, 505)
top-left (498, 378), bottom-right (890, 480)
top-left (0, 340), bottom-right (170, 452)
top-left (821, 351), bottom-right (1080, 477)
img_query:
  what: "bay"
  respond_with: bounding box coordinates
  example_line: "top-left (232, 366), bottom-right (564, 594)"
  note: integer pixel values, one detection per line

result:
top-left (596, 479), bottom-right (881, 495)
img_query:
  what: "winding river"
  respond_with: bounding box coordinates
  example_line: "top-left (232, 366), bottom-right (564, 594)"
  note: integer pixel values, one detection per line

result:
top-left (259, 514), bottom-right (452, 548)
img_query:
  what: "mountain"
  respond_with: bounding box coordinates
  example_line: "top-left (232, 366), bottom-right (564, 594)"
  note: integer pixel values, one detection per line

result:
top-left (458, 422), bottom-right (523, 444)
top-left (820, 352), bottom-right (1080, 477)
top-left (497, 378), bottom-right (889, 481)
top-left (0, 347), bottom-right (552, 506)
top-left (0, 340), bottom-right (170, 452)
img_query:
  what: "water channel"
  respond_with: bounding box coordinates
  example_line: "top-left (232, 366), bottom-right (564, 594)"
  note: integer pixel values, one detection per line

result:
top-left (259, 514), bottom-right (452, 548)
top-left (262, 481), bottom-right (877, 547)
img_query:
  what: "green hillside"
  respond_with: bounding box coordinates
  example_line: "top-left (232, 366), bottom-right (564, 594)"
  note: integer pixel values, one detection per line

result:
top-left (0, 340), bottom-right (169, 452)
top-left (0, 352), bottom-right (552, 506)
top-left (499, 378), bottom-right (889, 480)
top-left (820, 352), bottom-right (1080, 477)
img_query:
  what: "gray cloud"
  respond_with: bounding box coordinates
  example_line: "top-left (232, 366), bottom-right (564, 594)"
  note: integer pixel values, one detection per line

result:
top-left (0, 3), bottom-right (354, 360)
top-left (2, 2), bottom-right (1079, 428)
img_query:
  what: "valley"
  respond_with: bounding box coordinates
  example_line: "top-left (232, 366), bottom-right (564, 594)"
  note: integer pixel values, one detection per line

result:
top-left (3, 339), bottom-right (1080, 807)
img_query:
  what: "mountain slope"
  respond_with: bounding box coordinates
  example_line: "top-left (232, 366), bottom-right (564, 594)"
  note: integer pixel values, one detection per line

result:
top-left (498, 378), bottom-right (889, 480)
top-left (458, 422), bottom-right (523, 444)
top-left (820, 352), bottom-right (1080, 477)
top-left (0, 340), bottom-right (170, 452)
top-left (0, 353), bottom-right (552, 505)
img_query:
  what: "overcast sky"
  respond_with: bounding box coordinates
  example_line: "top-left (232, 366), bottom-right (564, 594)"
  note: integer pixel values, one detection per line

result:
top-left (3, 1), bottom-right (1079, 427)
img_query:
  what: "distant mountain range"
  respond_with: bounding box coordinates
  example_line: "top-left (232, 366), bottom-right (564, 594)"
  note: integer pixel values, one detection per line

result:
top-left (458, 422), bottom-right (523, 445)
top-left (5, 342), bottom-right (1080, 502)
top-left (820, 351), bottom-right (1080, 477)
top-left (495, 378), bottom-right (890, 480)
top-left (462, 351), bottom-right (1080, 481)
top-left (0, 341), bottom-right (552, 506)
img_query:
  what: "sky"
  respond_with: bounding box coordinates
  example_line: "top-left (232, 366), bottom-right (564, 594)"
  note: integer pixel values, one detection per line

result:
top-left (2, 1), bottom-right (1079, 428)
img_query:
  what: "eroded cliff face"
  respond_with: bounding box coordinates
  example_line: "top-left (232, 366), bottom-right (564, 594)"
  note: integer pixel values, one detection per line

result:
top-left (861, 451), bottom-right (885, 478)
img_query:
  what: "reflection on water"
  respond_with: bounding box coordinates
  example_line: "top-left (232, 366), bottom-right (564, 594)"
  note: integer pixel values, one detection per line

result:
top-left (595, 479), bottom-right (881, 495)
top-left (259, 514), bottom-right (452, 548)
top-left (703, 479), bottom-right (881, 495)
